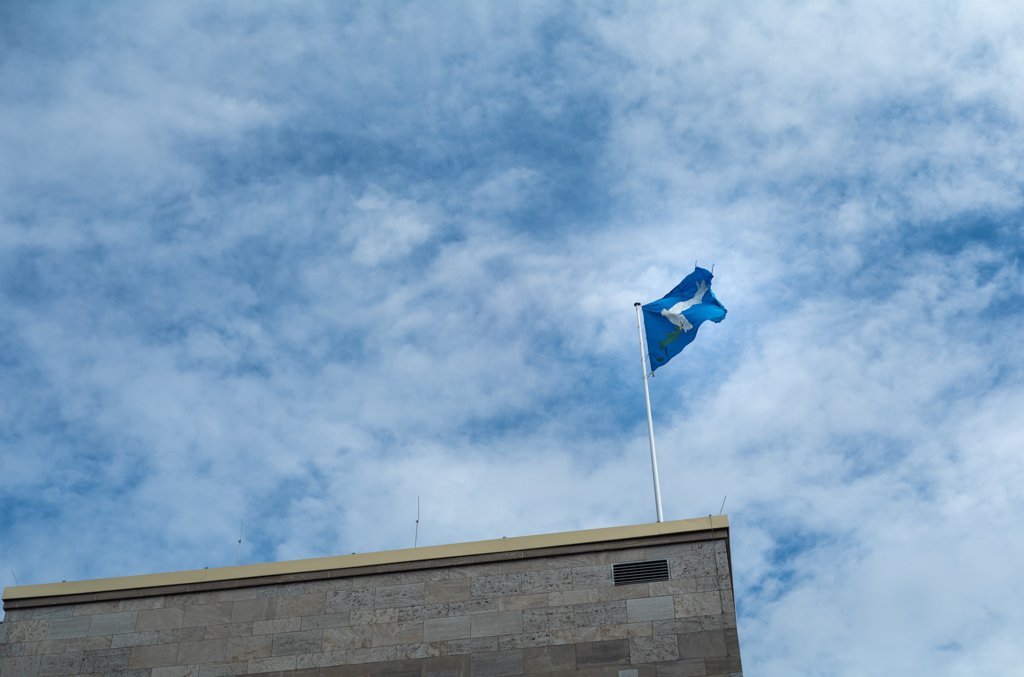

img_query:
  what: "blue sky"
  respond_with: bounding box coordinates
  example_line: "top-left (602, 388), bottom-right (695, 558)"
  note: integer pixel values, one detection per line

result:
top-left (2, 1), bottom-right (1023, 673)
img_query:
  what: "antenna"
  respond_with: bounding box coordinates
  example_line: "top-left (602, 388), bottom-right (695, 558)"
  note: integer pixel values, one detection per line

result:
top-left (10, 569), bottom-right (20, 586)
top-left (414, 496), bottom-right (420, 547)
top-left (235, 520), bottom-right (244, 566)
top-left (718, 496), bottom-right (727, 515)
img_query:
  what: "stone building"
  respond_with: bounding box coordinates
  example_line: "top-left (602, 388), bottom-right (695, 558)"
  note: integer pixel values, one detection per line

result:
top-left (1, 516), bottom-right (741, 676)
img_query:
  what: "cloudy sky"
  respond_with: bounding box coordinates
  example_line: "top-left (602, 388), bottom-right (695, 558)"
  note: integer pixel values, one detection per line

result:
top-left (2, 1), bottom-right (1023, 673)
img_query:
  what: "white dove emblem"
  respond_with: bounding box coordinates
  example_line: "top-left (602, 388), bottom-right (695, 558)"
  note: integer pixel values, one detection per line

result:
top-left (659, 280), bottom-right (708, 332)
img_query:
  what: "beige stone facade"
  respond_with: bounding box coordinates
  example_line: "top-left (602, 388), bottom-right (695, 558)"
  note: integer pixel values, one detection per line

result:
top-left (1, 518), bottom-right (742, 676)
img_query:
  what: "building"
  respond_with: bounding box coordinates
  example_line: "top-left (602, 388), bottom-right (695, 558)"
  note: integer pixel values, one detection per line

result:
top-left (1, 516), bottom-right (741, 676)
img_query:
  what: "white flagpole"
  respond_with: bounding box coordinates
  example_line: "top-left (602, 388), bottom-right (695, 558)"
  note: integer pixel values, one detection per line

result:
top-left (634, 302), bottom-right (664, 523)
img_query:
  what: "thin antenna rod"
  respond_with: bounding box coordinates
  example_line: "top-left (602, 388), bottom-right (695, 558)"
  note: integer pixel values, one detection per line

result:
top-left (235, 521), bottom-right (244, 567)
top-left (719, 496), bottom-right (727, 515)
top-left (634, 302), bottom-right (664, 523)
top-left (414, 497), bottom-right (421, 547)
top-left (11, 569), bottom-right (20, 586)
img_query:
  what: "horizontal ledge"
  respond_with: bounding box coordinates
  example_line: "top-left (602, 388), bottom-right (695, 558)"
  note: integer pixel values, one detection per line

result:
top-left (3, 515), bottom-right (728, 604)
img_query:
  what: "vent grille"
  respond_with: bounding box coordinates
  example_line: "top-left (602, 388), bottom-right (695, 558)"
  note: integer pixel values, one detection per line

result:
top-left (612, 559), bottom-right (669, 585)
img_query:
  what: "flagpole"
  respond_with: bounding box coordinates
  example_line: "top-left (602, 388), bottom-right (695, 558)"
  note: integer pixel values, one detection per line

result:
top-left (634, 302), bottom-right (664, 523)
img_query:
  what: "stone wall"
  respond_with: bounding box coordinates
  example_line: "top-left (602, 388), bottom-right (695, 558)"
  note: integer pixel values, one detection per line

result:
top-left (1, 535), bottom-right (741, 677)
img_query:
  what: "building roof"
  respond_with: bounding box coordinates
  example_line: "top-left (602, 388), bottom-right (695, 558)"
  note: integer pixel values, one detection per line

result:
top-left (3, 515), bottom-right (729, 607)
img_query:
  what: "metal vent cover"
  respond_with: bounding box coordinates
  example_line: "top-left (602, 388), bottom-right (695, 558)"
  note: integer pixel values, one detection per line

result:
top-left (612, 559), bottom-right (669, 585)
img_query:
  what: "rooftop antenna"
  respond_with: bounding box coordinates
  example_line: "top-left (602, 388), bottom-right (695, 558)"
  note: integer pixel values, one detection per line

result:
top-left (10, 569), bottom-right (20, 586)
top-left (718, 495), bottom-right (727, 515)
top-left (234, 520), bottom-right (244, 566)
top-left (414, 496), bottom-right (421, 547)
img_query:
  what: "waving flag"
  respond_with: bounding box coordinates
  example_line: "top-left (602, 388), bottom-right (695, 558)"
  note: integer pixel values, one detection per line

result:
top-left (642, 266), bottom-right (727, 371)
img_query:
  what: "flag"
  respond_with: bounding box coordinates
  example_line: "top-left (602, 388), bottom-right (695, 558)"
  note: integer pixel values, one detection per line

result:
top-left (642, 266), bottom-right (727, 371)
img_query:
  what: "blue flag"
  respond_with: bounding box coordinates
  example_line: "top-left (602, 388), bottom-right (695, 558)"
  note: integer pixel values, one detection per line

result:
top-left (642, 267), bottom-right (727, 371)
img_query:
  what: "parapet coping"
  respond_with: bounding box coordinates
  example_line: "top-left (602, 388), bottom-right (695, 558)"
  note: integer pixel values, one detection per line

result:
top-left (3, 515), bottom-right (728, 605)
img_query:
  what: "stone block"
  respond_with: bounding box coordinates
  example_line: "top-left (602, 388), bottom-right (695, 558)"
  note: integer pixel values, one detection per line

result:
top-left (273, 593), bottom-right (325, 618)
top-left (119, 597), bottom-right (167, 612)
top-left (523, 644), bottom-right (575, 672)
top-left (599, 586), bottom-right (651, 603)
top-left (670, 554), bottom-right (716, 579)
top-left (371, 620), bottom-right (423, 646)
top-left (648, 579), bottom-right (697, 597)
top-left (89, 611), bottom-right (138, 636)
top-left (230, 598), bottom-right (271, 623)
top-left (626, 597), bottom-right (675, 623)
top-left (37, 652), bottom-right (82, 676)
top-left (471, 574), bottom-right (522, 599)
top-left (226, 635), bottom-right (273, 662)
top-left (630, 636), bottom-right (679, 664)
top-left (652, 619), bottom-right (702, 636)
top-left (178, 638), bottom-right (227, 664)
top-left (574, 639), bottom-right (630, 667)
top-left (471, 611), bottom-right (523, 638)
top-left (423, 616), bottom-right (471, 642)
top-left (703, 655), bottom-right (742, 673)
top-left (395, 603), bottom-right (450, 622)
top-left (153, 666), bottom-right (200, 677)
top-left (324, 625), bottom-right (373, 650)
top-left (677, 630), bottom-right (727, 658)
top-left (496, 631), bottom-right (551, 650)
top-left (446, 637), bottom-right (497, 654)
top-left (63, 636), bottom-right (112, 651)
top-left (183, 603), bottom-right (232, 628)
top-left (211, 587), bottom-right (258, 603)
top-left (698, 614), bottom-right (736, 631)
top-left (447, 599), bottom-right (497, 615)
top-left (79, 647), bottom-right (132, 673)
top-left (0, 656), bottom-right (41, 676)
top-left (498, 594), bottom-right (548, 611)
top-left (522, 606), bottom-right (574, 633)
top-left (351, 608), bottom-right (400, 625)
top-left (200, 664), bottom-right (249, 676)
top-left (161, 627), bottom-right (207, 643)
top-left (674, 592), bottom-right (722, 619)
top-left (47, 616), bottom-right (91, 640)
top-left (301, 613), bottom-right (353, 630)
top-left (272, 630), bottom-right (323, 656)
top-left (575, 601), bottom-right (627, 627)
top-left (204, 622), bottom-right (254, 639)
top-left (571, 565), bottom-right (612, 589)
top-left (653, 658), bottom-right (706, 676)
top-left (519, 569), bottom-right (573, 594)
top-left (363, 658), bottom-right (420, 676)
top-left (548, 589), bottom-right (598, 607)
top-left (470, 649), bottom-right (524, 677)
top-left (248, 655), bottom-right (297, 672)
top-left (395, 641), bottom-right (446, 660)
top-left (297, 650), bottom-right (347, 670)
top-left (252, 617), bottom-right (301, 636)
top-left (724, 628), bottom-right (740, 656)
top-left (129, 643), bottom-right (178, 669)
top-left (347, 645), bottom-right (398, 663)
top-left (425, 579), bottom-right (470, 604)
top-left (375, 584), bottom-right (425, 609)
top-left (596, 622), bottom-right (654, 641)
top-left (137, 607), bottom-right (184, 632)
top-left (111, 631), bottom-right (159, 648)
top-left (327, 588), bottom-right (375, 613)
top-left (422, 654), bottom-right (470, 677)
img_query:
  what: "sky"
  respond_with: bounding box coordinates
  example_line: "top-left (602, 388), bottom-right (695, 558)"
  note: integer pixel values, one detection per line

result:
top-left (1, 1), bottom-right (1022, 673)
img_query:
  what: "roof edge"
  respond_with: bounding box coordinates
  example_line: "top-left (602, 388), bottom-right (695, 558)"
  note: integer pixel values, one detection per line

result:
top-left (3, 515), bottom-right (728, 602)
